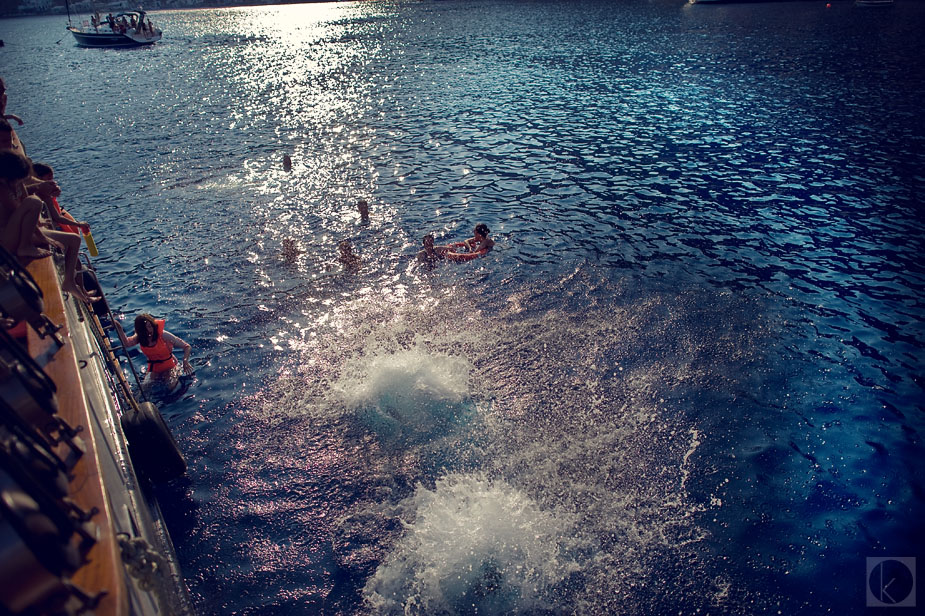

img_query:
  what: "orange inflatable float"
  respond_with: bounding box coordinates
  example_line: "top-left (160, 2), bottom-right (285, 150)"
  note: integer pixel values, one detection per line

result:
top-left (444, 241), bottom-right (489, 262)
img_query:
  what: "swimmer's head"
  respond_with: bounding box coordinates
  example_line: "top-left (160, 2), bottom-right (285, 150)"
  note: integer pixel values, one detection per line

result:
top-left (474, 223), bottom-right (490, 238)
top-left (134, 313), bottom-right (158, 346)
top-left (357, 200), bottom-right (369, 217)
top-left (422, 234), bottom-right (434, 247)
top-left (338, 240), bottom-right (353, 255)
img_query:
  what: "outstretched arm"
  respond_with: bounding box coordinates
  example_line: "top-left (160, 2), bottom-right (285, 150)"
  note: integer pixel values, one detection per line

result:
top-left (27, 181), bottom-right (91, 232)
top-left (163, 331), bottom-right (194, 375)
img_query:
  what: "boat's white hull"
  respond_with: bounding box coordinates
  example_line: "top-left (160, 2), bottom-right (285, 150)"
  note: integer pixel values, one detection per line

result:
top-left (68, 27), bottom-right (161, 48)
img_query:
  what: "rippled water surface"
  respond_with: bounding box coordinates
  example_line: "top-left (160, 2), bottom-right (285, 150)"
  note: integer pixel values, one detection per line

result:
top-left (2, 0), bottom-right (924, 613)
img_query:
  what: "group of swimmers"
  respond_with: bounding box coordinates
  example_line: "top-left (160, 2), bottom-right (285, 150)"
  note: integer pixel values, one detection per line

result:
top-left (1, 77), bottom-right (192, 392)
top-left (281, 154), bottom-right (495, 272)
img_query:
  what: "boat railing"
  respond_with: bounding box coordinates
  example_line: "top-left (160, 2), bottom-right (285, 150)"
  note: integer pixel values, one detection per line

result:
top-left (1, 246), bottom-right (190, 614)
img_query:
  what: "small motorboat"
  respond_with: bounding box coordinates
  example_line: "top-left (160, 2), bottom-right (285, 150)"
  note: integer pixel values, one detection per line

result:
top-left (67, 10), bottom-right (162, 48)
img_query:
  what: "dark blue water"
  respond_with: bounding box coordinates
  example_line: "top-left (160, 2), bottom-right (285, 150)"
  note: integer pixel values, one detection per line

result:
top-left (3, 0), bottom-right (924, 613)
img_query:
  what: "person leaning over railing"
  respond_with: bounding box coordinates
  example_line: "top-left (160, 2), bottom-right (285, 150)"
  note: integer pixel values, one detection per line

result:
top-left (0, 149), bottom-right (95, 303)
top-left (30, 162), bottom-right (90, 236)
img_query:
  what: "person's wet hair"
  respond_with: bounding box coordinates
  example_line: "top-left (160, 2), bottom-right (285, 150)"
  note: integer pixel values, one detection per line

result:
top-left (134, 313), bottom-right (158, 347)
top-left (475, 223), bottom-right (490, 237)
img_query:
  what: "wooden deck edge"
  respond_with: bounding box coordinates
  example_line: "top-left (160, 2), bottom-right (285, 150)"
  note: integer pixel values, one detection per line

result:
top-left (26, 256), bottom-right (128, 616)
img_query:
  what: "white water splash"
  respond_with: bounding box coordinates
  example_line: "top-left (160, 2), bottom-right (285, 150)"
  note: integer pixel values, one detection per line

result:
top-left (332, 347), bottom-right (475, 443)
top-left (364, 473), bottom-right (581, 615)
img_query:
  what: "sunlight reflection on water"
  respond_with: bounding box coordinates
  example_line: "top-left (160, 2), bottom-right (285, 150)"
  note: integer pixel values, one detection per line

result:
top-left (3, 0), bottom-right (923, 613)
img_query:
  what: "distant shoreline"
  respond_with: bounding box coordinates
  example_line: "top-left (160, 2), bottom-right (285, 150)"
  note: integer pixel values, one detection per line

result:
top-left (1, 0), bottom-right (341, 20)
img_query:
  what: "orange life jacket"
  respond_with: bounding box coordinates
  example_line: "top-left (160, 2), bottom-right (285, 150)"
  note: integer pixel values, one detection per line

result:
top-left (50, 196), bottom-right (80, 235)
top-left (140, 319), bottom-right (177, 373)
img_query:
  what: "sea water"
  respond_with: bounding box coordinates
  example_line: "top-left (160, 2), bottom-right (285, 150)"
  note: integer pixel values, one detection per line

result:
top-left (2, 0), bottom-right (923, 613)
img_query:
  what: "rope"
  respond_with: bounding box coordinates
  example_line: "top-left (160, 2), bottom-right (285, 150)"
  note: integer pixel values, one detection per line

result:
top-left (116, 533), bottom-right (183, 613)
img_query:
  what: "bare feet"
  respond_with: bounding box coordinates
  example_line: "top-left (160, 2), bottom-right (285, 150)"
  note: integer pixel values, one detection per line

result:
top-left (63, 278), bottom-right (99, 304)
top-left (19, 246), bottom-right (52, 260)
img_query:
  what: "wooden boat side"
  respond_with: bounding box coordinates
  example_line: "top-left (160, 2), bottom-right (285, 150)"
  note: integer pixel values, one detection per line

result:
top-left (26, 256), bottom-right (128, 616)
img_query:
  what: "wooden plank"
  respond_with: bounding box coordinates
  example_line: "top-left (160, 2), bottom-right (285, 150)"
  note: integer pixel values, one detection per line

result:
top-left (26, 257), bottom-right (127, 616)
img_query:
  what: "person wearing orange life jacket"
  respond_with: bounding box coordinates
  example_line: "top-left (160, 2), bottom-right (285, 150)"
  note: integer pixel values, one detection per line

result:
top-left (31, 162), bottom-right (88, 235)
top-left (115, 314), bottom-right (193, 385)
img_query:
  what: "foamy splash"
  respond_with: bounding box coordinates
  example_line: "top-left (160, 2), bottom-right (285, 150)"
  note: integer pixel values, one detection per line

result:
top-left (364, 473), bottom-right (581, 615)
top-left (332, 348), bottom-right (475, 444)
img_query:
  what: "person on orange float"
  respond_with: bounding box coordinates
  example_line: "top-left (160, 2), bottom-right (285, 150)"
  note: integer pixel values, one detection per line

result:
top-left (443, 223), bottom-right (494, 262)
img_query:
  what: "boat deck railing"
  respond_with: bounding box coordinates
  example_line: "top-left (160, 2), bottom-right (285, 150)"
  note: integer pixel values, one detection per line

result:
top-left (1, 249), bottom-right (192, 615)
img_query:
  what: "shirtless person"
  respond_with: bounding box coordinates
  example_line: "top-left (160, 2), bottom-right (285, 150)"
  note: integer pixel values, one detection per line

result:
top-left (0, 150), bottom-right (95, 302)
top-left (462, 223), bottom-right (495, 254)
top-left (417, 233), bottom-right (447, 264)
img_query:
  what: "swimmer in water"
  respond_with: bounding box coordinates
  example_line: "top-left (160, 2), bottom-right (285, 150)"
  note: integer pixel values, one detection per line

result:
top-left (338, 239), bottom-right (362, 272)
top-left (115, 314), bottom-right (193, 392)
top-left (462, 223), bottom-right (494, 254)
top-left (281, 238), bottom-right (303, 263)
top-left (357, 199), bottom-right (370, 222)
top-left (417, 233), bottom-right (447, 264)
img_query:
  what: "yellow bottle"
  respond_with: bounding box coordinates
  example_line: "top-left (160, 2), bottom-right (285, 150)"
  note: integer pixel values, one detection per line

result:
top-left (83, 231), bottom-right (99, 257)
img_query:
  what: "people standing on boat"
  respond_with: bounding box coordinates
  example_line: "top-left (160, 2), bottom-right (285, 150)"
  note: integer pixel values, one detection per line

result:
top-left (0, 150), bottom-right (95, 302)
top-left (107, 13), bottom-right (115, 30)
top-left (114, 314), bottom-right (193, 389)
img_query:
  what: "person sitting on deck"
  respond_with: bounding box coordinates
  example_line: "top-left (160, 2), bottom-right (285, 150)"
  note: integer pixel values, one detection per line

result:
top-left (0, 80), bottom-right (24, 136)
top-left (114, 314), bottom-right (193, 390)
top-left (31, 162), bottom-right (90, 236)
top-left (0, 150), bottom-right (95, 303)
top-left (0, 117), bottom-right (24, 157)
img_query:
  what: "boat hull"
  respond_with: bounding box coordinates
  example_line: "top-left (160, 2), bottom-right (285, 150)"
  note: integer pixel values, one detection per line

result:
top-left (68, 27), bottom-right (161, 48)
